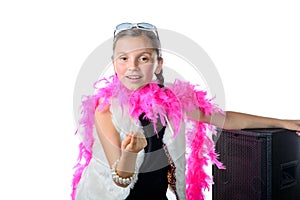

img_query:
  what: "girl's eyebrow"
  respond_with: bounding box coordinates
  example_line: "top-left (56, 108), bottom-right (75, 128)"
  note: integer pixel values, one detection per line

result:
top-left (115, 50), bottom-right (154, 57)
top-left (139, 51), bottom-right (153, 55)
top-left (115, 52), bottom-right (126, 56)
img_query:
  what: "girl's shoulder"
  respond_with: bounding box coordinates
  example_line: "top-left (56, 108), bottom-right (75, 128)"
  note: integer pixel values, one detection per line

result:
top-left (95, 97), bottom-right (112, 114)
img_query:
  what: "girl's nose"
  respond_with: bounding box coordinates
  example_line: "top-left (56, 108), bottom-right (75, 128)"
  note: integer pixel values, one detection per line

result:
top-left (128, 59), bottom-right (139, 71)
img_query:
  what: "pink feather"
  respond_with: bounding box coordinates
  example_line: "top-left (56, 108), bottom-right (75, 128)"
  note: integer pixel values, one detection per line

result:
top-left (71, 75), bottom-right (225, 200)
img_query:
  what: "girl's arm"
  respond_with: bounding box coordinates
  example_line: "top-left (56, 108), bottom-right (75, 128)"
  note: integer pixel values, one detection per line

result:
top-left (94, 103), bottom-right (147, 187)
top-left (188, 110), bottom-right (300, 135)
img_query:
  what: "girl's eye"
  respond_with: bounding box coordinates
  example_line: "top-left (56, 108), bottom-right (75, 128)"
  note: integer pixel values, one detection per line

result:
top-left (139, 56), bottom-right (149, 62)
top-left (119, 56), bottom-right (127, 61)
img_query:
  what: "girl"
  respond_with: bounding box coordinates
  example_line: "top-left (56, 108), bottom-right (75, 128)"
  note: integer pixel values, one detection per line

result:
top-left (72, 22), bottom-right (300, 200)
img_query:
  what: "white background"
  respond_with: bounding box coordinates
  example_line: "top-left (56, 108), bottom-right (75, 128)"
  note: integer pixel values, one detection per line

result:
top-left (0, 1), bottom-right (299, 199)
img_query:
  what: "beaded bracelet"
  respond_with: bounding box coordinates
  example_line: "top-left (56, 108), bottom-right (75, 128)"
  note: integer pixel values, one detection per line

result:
top-left (111, 159), bottom-right (138, 185)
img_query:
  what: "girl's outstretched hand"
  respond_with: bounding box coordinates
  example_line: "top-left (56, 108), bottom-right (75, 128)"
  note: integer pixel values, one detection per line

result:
top-left (121, 132), bottom-right (147, 153)
top-left (281, 120), bottom-right (300, 136)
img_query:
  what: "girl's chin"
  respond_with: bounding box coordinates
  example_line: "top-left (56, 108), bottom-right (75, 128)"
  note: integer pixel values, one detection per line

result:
top-left (123, 82), bottom-right (149, 91)
top-left (125, 84), bottom-right (145, 91)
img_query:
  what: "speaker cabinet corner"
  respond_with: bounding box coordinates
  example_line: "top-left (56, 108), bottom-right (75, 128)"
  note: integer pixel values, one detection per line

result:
top-left (212, 128), bottom-right (300, 200)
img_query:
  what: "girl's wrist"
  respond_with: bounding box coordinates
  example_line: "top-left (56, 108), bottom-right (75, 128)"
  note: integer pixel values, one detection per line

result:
top-left (275, 119), bottom-right (286, 129)
top-left (121, 150), bottom-right (138, 162)
top-left (115, 151), bottom-right (138, 176)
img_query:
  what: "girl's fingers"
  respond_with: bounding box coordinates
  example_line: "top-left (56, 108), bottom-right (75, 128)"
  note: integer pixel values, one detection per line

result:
top-left (121, 136), bottom-right (131, 150)
top-left (130, 133), bottom-right (137, 145)
top-left (123, 132), bottom-right (147, 152)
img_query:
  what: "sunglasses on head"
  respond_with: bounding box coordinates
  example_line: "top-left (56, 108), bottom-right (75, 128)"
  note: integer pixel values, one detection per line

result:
top-left (114, 22), bottom-right (159, 39)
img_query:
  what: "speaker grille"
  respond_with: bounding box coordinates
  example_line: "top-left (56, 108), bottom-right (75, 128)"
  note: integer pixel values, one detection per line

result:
top-left (212, 128), bottom-right (300, 200)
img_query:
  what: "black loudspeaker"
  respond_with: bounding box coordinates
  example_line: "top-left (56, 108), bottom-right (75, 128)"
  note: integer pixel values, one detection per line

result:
top-left (212, 128), bottom-right (300, 200)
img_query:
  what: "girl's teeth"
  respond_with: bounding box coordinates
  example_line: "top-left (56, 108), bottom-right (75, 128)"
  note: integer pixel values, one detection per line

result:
top-left (128, 75), bottom-right (140, 79)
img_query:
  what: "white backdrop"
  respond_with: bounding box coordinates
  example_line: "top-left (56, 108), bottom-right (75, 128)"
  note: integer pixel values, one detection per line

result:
top-left (0, 1), bottom-right (299, 199)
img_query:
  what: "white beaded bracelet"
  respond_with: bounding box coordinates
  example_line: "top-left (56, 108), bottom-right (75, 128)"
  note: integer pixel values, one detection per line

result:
top-left (111, 159), bottom-right (137, 185)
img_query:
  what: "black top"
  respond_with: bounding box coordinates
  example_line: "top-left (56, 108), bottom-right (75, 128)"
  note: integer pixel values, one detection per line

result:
top-left (125, 114), bottom-right (170, 200)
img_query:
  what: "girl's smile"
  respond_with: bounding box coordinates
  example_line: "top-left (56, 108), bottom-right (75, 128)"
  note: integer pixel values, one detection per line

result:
top-left (113, 36), bottom-right (162, 90)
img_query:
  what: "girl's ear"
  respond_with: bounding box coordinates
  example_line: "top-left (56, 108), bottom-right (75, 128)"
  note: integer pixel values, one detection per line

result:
top-left (154, 58), bottom-right (163, 74)
top-left (112, 58), bottom-right (117, 74)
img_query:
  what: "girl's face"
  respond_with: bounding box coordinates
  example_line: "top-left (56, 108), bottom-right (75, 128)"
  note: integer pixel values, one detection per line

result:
top-left (112, 36), bottom-right (163, 90)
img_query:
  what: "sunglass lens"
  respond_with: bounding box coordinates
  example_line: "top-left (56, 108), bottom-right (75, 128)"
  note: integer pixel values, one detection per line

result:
top-left (137, 23), bottom-right (155, 29)
top-left (116, 23), bottom-right (133, 31)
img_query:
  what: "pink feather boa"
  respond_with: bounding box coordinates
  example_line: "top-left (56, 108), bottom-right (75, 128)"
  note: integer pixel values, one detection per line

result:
top-left (72, 75), bottom-right (225, 200)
